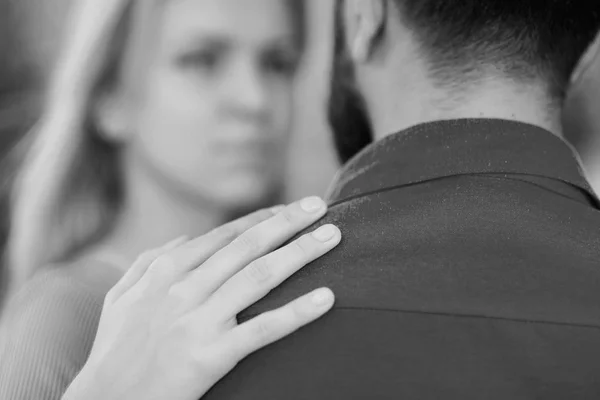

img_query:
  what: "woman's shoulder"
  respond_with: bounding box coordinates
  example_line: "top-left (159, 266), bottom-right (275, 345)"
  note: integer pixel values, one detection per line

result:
top-left (5, 259), bottom-right (121, 320)
top-left (0, 258), bottom-right (124, 360)
top-left (0, 261), bottom-right (116, 348)
top-left (0, 261), bottom-right (121, 399)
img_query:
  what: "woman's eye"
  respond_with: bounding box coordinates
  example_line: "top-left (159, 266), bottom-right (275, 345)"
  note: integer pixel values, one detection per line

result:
top-left (178, 50), bottom-right (222, 73)
top-left (262, 51), bottom-right (299, 77)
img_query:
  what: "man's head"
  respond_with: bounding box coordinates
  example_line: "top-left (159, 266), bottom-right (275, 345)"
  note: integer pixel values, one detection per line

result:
top-left (328, 0), bottom-right (600, 164)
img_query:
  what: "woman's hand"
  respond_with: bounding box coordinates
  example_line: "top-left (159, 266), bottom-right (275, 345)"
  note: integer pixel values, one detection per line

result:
top-left (63, 197), bottom-right (340, 400)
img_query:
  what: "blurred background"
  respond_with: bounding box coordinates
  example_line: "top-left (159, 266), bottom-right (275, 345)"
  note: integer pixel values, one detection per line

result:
top-left (0, 0), bottom-right (598, 264)
top-left (2, 0), bottom-right (339, 203)
top-left (2, 0), bottom-right (600, 199)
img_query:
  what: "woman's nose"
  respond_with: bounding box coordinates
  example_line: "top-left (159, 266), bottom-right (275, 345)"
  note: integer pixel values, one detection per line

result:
top-left (224, 60), bottom-right (269, 121)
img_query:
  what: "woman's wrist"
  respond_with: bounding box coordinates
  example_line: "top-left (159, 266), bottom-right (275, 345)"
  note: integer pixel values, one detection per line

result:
top-left (62, 364), bottom-right (115, 400)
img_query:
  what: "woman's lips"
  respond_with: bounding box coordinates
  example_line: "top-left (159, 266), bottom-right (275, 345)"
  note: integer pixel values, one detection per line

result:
top-left (218, 149), bottom-right (274, 170)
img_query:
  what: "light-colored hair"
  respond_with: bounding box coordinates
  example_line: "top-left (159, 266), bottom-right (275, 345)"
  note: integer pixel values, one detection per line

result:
top-left (4, 0), bottom-right (306, 295)
top-left (5, 1), bottom-right (163, 296)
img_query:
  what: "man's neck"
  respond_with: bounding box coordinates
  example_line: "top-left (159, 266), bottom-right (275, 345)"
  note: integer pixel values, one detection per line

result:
top-left (369, 79), bottom-right (562, 140)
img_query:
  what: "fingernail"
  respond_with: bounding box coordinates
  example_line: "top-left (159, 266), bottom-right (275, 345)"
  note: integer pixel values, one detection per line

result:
top-left (311, 288), bottom-right (334, 307)
top-left (312, 225), bottom-right (338, 242)
top-left (300, 196), bottom-right (325, 213)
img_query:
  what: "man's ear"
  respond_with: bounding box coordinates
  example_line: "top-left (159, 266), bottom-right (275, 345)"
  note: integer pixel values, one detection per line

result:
top-left (93, 88), bottom-right (135, 144)
top-left (348, 0), bottom-right (385, 63)
top-left (572, 32), bottom-right (600, 88)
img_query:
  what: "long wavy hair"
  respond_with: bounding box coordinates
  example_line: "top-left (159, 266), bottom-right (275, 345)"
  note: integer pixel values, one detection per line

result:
top-left (3, 0), bottom-right (306, 299)
top-left (0, 0), bottom-right (45, 306)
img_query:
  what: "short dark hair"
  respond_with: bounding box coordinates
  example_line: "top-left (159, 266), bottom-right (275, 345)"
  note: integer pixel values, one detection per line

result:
top-left (392, 0), bottom-right (600, 99)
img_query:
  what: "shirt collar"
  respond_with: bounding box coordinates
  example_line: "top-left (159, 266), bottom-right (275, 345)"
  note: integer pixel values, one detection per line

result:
top-left (327, 119), bottom-right (598, 205)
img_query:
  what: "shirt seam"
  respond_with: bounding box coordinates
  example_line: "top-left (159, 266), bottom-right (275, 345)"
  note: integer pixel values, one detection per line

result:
top-left (328, 171), bottom-right (595, 208)
top-left (473, 174), bottom-right (593, 206)
top-left (244, 306), bottom-right (600, 331)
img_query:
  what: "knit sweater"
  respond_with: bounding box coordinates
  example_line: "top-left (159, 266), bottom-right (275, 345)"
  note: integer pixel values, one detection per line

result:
top-left (0, 261), bottom-right (121, 400)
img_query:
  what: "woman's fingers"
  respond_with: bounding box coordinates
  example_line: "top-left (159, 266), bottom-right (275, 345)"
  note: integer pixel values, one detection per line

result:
top-left (183, 197), bottom-right (328, 299)
top-left (89, 197), bottom-right (338, 399)
top-left (106, 235), bottom-right (189, 303)
top-left (136, 206), bottom-right (280, 280)
top-left (176, 205), bottom-right (285, 265)
top-left (129, 206), bottom-right (283, 297)
top-left (207, 225), bottom-right (341, 318)
top-left (221, 288), bottom-right (335, 359)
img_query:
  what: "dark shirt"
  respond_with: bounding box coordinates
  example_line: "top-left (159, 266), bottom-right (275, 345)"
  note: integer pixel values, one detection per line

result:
top-left (207, 119), bottom-right (600, 400)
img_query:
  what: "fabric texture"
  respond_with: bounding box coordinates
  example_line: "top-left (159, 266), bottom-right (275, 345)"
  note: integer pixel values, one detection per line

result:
top-left (1, 119), bottom-right (600, 399)
top-left (0, 262), bottom-right (119, 400)
top-left (205, 119), bottom-right (600, 400)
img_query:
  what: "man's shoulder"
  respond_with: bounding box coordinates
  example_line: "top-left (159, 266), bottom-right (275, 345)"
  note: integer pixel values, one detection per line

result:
top-left (244, 182), bottom-right (600, 326)
top-left (220, 178), bottom-right (600, 399)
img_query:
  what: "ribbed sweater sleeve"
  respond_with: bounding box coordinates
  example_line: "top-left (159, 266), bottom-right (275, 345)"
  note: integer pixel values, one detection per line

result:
top-left (0, 270), bottom-right (105, 400)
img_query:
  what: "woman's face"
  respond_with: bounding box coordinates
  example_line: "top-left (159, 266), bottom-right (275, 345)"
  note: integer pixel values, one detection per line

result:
top-left (119, 0), bottom-right (302, 209)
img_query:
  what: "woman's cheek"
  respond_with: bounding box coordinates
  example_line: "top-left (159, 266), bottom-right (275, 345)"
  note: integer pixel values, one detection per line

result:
top-left (269, 85), bottom-right (294, 138)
